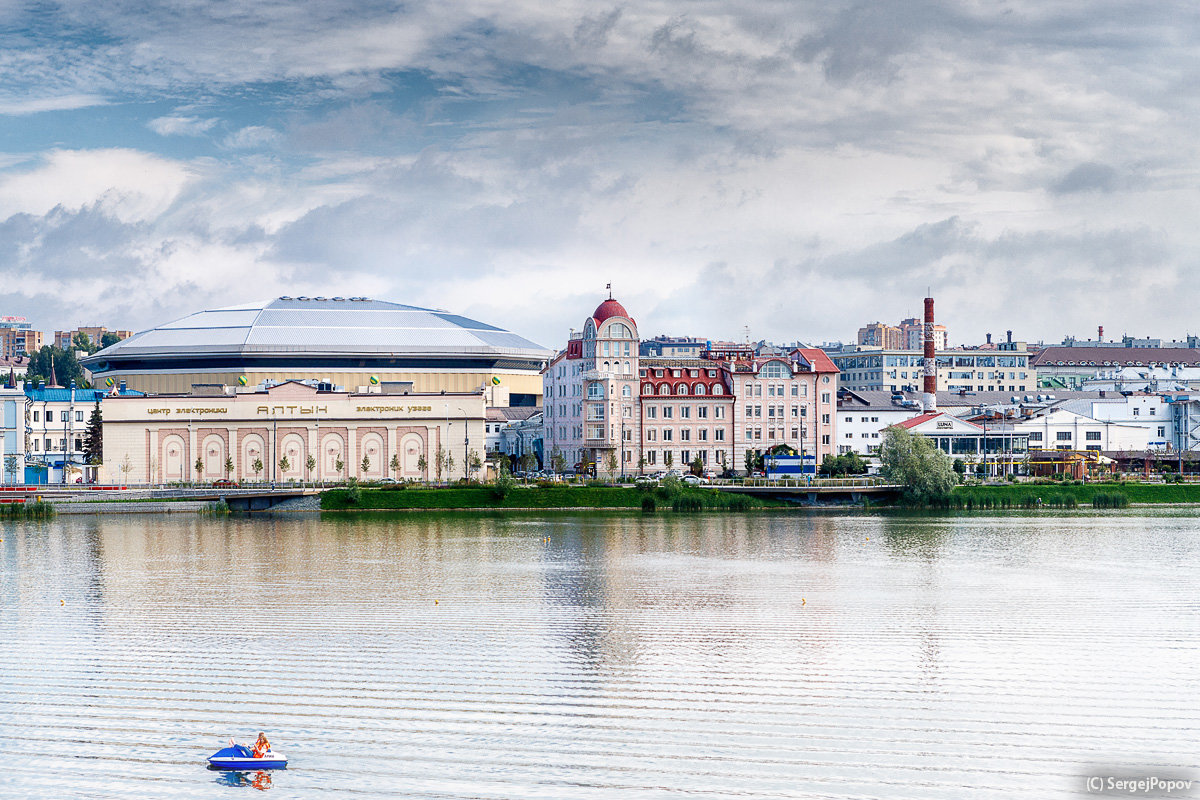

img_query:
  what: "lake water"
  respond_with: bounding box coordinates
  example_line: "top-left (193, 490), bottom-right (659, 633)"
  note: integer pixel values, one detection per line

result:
top-left (1, 510), bottom-right (1197, 799)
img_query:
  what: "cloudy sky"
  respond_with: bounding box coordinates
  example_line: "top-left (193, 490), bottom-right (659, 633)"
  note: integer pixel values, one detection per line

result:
top-left (1, 1), bottom-right (1198, 349)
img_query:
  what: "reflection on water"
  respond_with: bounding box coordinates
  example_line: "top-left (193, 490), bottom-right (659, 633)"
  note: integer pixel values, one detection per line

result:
top-left (211, 770), bottom-right (273, 791)
top-left (1, 510), bottom-right (1199, 799)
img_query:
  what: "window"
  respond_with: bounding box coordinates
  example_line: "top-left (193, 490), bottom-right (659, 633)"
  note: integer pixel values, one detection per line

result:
top-left (715, 407), bottom-right (726, 419)
top-left (586, 383), bottom-right (603, 399)
top-left (662, 407), bottom-right (673, 419)
top-left (699, 429), bottom-right (708, 441)
top-left (1085, 431), bottom-right (1101, 441)
top-left (1056, 431), bottom-right (1072, 440)
top-left (587, 425), bottom-right (603, 439)
top-left (755, 405), bottom-right (762, 417)
top-left (712, 384), bottom-right (724, 395)
top-left (658, 385), bottom-right (670, 395)
top-left (680, 429), bottom-right (690, 442)
top-left (622, 386), bottom-right (631, 398)
top-left (694, 384), bottom-right (706, 395)
top-left (715, 429), bottom-right (725, 441)
top-left (33, 411), bottom-right (39, 422)
top-left (1158, 426), bottom-right (1166, 437)
top-left (821, 392), bottom-right (831, 404)
top-left (791, 385), bottom-right (799, 396)
top-left (760, 361), bottom-right (791, 378)
top-left (746, 430), bottom-right (754, 441)
top-left (681, 450), bottom-right (691, 463)
top-left (647, 451), bottom-right (656, 465)
top-left (76, 411), bottom-right (84, 421)
top-left (1029, 431), bottom-right (1043, 441)
top-left (698, 407), bottom-right (708, 419)
top-left (821, 435), bottom-right (830, 445)
top-left (680, 407), bottom-right (691, 419)
top-left (643, 383), bottom-right (654, 395)
top-left (646, 429), bottom-right (657, 441)
top-left (662, 429), bottom-right (673, 442)
top-left (821, 414), bottom-right (830, 424)
top-left (646, 407), bottom-right (657, 419)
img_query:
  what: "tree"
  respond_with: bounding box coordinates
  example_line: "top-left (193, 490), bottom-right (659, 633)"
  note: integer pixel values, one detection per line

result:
top-left (604, 451), bottom-right (619, 479)
top-left (223, 456), bottom-right (234, 481)
top-left (194, 456), bottom-right (203, 482)
top-left (467, 449), bottom-right (483, 481)
top-left (446, 453), bottom-right (455, 479)
top-left (550, 448), bottom-right (567, 476)
top-left (664, 451), bottom-right (674, 470)
top-left (434, 446), bottom-right (445, 482)
top-left (252, 457), bottom-right (264, 482)
top-left (334, 458), bottom-right (345, 480)
top-left (83, 401), bottom-right (103, 465)
top-left (745, 450), bottom-right (756, 475)
top-left (492, 462), bottom-right (515, 499)
top-left (878, 426), bottom-right (958, 503)
top-left (389, 454), bottom-right (400, 479)
top-left (72, 331), bottom-right (96, 354)
top-left (637, 455), bottom-right (647, 475)
top-left (119, 454), bottom-right (133, 485)
top-left (690, 455), bottom-right (703, 476)
top-left (417, 453), bottom-right (428, 483)
top-left (25, 346), bottom-right (87, 387)
top-left (518, 451), bottom-right (538, 474)
top-left (361, 454), bottom-right (371, 476)
top-left (100, 331), bottom-right (122, 349)
top-left (4, 454), bottom-right (18, 483)
top-left (279, 455), bottom-right (290, 479)
top-left (306, 454), bottom-right (316, 483)
top-left (819, 452), bottom-right (868, 477)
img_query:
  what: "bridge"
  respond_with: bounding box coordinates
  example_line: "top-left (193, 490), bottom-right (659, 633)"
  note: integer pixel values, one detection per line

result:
top-left (2, 485), bottom-right (321, 512)
top-left (716, 477), bottom-right (904, 503)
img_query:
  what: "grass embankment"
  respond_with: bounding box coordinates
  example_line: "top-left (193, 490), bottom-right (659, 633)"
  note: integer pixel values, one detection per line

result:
top-left (1, 500), bottom-right (56, 519)
top-left (954, 482), bottom-right (1200, 505)
top-left (320, 485), bottom-right (778, 511)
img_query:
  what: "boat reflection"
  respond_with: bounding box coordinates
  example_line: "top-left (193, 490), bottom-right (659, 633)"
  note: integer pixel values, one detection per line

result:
top-left (210, 769), bottom-right (275, 790)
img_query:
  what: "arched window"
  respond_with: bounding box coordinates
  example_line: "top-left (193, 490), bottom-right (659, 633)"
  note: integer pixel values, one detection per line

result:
top-left (676, 383), bottom-right (688, 395)
top-left (603, 361), bottom-right (610, 372)
top-left (643, 383), bottom-right (654, 395)
top-left (712, 384), bottom-right (724, 395)
top-left (658, 385), bottom-right (670, 395)
top-left (622, 385), bottom-right (631, 398)
top-left (760, 361), bottom-right (791, 378)
top-left (694, 383), bottom-right (707, 395)
top-left (623, 360), bottom-right (631, 374)
top-left (607, 322), bottom-right (633, 338)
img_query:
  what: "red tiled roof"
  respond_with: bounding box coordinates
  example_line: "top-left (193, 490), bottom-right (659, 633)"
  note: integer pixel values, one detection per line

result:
top-left (894, 412), bottom-right (941, 429)
top-left (792, 348), bottom-right (840, 373)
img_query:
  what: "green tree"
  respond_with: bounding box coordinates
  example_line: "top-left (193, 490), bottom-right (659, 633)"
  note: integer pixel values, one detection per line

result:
top-left (744, 450), bottom-right (756, 475)
top-left (550, 449), bottom-right (567, 476)
top-left (194, 456), bottom-right (203, 482)
top-left (690, 455), bottom-right (703, 476)
top-left (99, 332), bottom-right (122, 349)
top-left (417, 453), bottom-right (428, 483)
top-left (334, 458), bottom-right (345, 480)
top-left (492, 462), bottom-right (515, 499)
top-left (663, 451), bottom-right (674, 470)
top-left (434, 446), bottom-right (445, 482)
top-left (518, 451), bottom-right (538, 474)
top-left (72, 331), bottom-right (97, 354)
top-left (252, 457), bottom-right (264, 482)
top-left (83, 401), bottom-right (103, 465)
top-left (279, 455), bottom-right (290, 478)
top-left (637, 455), bottom-right (647, 475)
top-left (4, 454), bottom-right (18, 483)
top-left (361, 454), bottom-right (371, 476)
top-left (878, 426), bottom-right (958, 503)
top-left (604, 450), bottom-right (619, 479)
top-left (389, 454), bottom-right (400, 478)
top-left (446, 453), bottom-right (455, 479)
top-left (468, 449), bottom-right (483, 481)
top-left (306, 454), bottom-right (317, 483)
top-left (26, 346), bottom-right (87, 387)
top-left (223, 456), bottom-right (234, 480)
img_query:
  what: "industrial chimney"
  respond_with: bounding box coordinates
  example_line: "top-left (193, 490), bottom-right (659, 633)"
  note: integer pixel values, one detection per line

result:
top-left (1098, 325), bottom-right (1104, 342)
top-left (923, 296), bottom-right (937, 412)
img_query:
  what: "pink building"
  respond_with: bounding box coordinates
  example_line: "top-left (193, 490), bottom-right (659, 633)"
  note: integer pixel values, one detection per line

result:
top-left (542, 296), bottom-right (839, 476)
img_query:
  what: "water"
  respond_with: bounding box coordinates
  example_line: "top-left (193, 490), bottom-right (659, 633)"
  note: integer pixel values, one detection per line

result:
top-left (1, 510), bottom-right (1197, 799)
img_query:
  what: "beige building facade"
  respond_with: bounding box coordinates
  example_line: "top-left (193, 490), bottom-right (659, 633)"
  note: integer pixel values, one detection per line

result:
top-left (100, 381), bottom-right (485, 485)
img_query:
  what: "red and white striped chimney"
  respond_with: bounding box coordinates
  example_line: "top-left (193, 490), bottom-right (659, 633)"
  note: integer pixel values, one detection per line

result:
top-left (922, 296), bottom-right (937, 412)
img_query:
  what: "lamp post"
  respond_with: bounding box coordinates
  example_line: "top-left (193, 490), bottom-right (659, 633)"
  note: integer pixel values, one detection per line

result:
top-left (457, 406), bottom-right (468, 481)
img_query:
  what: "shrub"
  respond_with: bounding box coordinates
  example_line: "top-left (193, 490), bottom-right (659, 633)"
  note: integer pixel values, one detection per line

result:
top-left (345, 478), bottom-right (362, 506)
top-left (672, 495), bottom-right (704, 512)
top-left (641, 496), bottom-right (656, 513)
top-left (199, 499), bottom-right (231, 516)
top-left (1092, 492), bottom-right (1130, 509)
top-left (725, 493), bottom-right (755, 512)
top-left (655, 475), bottom-right (683, 501)
top-left (2, 500), bottom-right (55, 519)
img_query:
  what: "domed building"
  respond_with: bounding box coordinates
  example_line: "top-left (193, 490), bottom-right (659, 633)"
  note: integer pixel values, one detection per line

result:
top-left (80, 296), bottom-right (551, 404)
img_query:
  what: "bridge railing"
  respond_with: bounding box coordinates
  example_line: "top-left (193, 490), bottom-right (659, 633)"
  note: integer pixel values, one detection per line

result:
top-left (736, 476), bottom-right (898, 489)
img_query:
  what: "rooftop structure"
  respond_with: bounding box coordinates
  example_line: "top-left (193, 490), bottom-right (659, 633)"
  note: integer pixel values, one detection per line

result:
top-left (79, 296), bottom-right (552, 404)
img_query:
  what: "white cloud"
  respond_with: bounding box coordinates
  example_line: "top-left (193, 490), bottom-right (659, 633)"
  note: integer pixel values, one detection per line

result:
top-left (0, 94), bottom-right (107, 115)
top-left (0, 149), bottom-right (192, 224)
top-left (222, 126), bottom-right (280, 149)
top-left (148, 115), bottom-right (219, 136)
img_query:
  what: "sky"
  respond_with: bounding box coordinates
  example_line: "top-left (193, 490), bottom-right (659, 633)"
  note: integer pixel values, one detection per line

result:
top-left (2, 1), bottom-right (1199, 350)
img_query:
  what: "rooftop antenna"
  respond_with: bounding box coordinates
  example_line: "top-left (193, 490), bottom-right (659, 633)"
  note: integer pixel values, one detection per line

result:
top-left (743, 325), bottom-right (750, 346)
top-left (606, 282), bottom-right (612, 300)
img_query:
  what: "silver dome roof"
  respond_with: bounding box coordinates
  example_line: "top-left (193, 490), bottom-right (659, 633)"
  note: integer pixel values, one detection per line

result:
top-left (82, 297), bottom-right (551, 362)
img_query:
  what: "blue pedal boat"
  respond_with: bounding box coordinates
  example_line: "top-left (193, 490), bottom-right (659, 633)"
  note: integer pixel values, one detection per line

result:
top-left (207, 745), bottom-right (288, 770)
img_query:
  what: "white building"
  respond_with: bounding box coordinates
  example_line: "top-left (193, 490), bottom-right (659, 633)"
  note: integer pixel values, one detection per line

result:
top-left (1, 382), bottom-right (24, 484)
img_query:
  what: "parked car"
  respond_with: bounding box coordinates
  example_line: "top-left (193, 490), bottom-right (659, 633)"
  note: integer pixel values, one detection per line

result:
top-left (378, 477), bottom-right (397, 484)
top-left (213, 479), bottom-right (238, 488)
top-left (701, 470), bottom-right (717, 480)
top-left (682, 474), bottom-right (710, 486)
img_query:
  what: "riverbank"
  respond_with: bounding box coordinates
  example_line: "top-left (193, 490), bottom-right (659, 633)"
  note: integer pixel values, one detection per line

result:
top-left (320, 485), bottom-right (781, 511)
top-left (951, 482), bottom-right (1200, 505)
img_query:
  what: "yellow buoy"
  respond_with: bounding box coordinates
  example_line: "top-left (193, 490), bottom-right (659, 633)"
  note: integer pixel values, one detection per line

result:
top-left (434, 599), bottom-right (439, 605)
top-left (60, 599), bottom-right (65, 605)
top-left (801, 598), bottom-right (806, 605)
